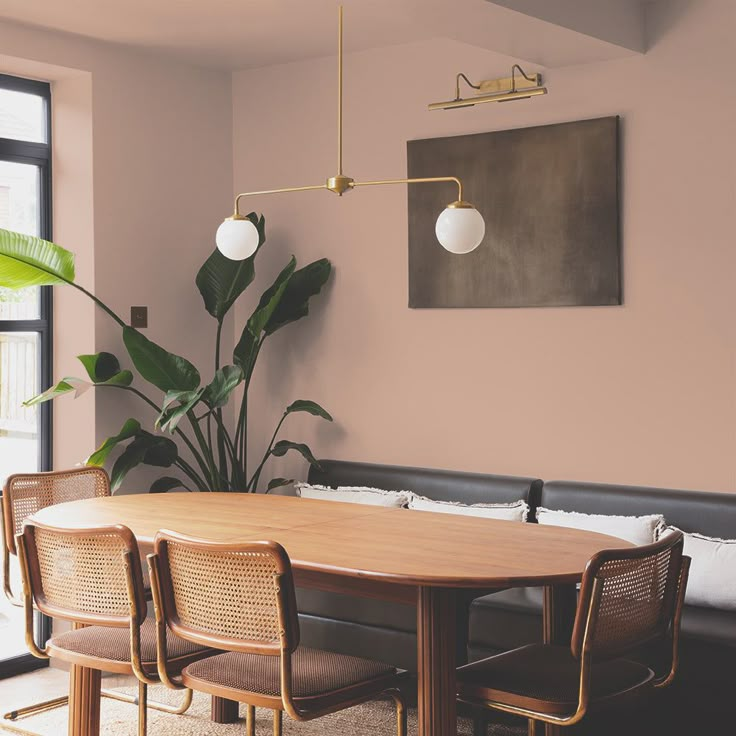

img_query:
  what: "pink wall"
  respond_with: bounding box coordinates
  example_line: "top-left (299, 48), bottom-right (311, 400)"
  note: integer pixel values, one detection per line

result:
top-left (232, 0), bottom-right (736, 492)
top-left (0, 24), bottom-right (233, 488)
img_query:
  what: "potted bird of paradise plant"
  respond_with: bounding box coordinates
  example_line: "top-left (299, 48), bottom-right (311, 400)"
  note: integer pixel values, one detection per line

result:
top-left (0, 214), bottom-right (332, 492)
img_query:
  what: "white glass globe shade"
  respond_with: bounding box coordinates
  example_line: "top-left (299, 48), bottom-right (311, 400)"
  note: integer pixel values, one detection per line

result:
top-left (435, 206), bottom-right (485, 254)
top-left (216, 218), bottom-right (259, 261)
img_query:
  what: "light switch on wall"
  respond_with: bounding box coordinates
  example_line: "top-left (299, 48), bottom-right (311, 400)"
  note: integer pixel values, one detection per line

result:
top-left (130, 306), bottom-right (148, 328)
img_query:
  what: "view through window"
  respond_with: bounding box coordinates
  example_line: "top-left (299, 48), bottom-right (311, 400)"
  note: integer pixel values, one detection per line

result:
top-left (0, 73), bottom-right (52, 673)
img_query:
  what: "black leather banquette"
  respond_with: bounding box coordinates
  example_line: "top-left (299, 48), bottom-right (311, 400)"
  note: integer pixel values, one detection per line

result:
top-left (290, 460), bottom-right (735, 726)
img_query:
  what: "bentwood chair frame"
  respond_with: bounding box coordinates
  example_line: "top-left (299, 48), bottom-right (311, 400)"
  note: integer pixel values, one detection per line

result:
top-left (458, 532), bottom-right (690, 733)
top-left (147, 531), bottom-right (408, 736)
top-left (15, 519), bottom-right (208, 736)
top-left (1, 469), bottom-right (192, 731)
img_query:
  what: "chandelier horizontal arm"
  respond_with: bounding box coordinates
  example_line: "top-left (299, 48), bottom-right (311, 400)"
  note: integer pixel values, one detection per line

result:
top-left (233, 183), bottom-right (328, 217)
top-left (350, 176), bottom-right (464, 203)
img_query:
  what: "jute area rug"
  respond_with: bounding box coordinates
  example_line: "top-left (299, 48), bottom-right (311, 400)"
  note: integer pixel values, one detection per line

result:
top-left (2, 684), bottom-right (523, 736)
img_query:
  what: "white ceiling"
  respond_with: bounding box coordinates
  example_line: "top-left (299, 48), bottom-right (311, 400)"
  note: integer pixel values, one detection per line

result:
top-left (0, 0), bottom-right (652, 71)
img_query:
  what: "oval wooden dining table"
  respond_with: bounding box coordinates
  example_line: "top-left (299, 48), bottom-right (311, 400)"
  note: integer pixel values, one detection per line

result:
top-left (31, 492), bottom-right (630, 736)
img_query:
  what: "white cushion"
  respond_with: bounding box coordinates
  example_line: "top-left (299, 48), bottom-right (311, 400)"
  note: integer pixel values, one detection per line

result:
top-left (408, 495), bottom-right (529, 522)
top-left (294, 483), bottom-right (410, 508)
top-left (535, 507), bottom-right (664, 546)
top-left (658, 525), bottom-right (736, 611)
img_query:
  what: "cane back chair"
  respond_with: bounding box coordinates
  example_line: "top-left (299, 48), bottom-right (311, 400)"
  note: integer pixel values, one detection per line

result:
top-left (457, 532), bottom-right (690, 734)
top-left (15, 520), bottom-right (213, 736)
top-left (1, 468), bottom-right (191, 731)
top-left (2, 469), bottom-right (110, 606)
top-left (148, 531), bottom-right (408, 736)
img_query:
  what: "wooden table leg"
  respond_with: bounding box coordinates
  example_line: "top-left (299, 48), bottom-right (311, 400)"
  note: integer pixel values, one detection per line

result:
top-left (211, 696), bottom-right (239, 723)
top-left (542, 584), bottom-right (578, 736)
top-left (417, 586), bottom-right (457, 736)
top-left (67, 665), bottom-right (101, 736)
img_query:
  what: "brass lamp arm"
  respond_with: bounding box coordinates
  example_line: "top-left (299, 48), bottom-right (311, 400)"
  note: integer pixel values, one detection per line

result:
top-left (455, 72), bottom-right (481, 99)
top-left (511, 64), bottom-right (537, 91)
top-left (350, 176), bottom-right (465, 204)
top-left (233, 184), bottom-right (328, 217)
top-left (231, 176), bottom-right (467, 218)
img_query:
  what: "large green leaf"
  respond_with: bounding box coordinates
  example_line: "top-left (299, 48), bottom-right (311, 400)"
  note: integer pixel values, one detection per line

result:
top-left (0, 228), bottom-right (75, 288)
top-left (232, 326), bottom-right (260, 382)
top-left (23, 378), bottom-right (88, 407)
top-left (264, 258), bottom-right (331, 335)
top-left (86, 418), bottom-right (141, 467)
top-left (270, 440), bottom-right (321, 469)
top-left (202, 365), bottom-right (243, 409)
top-left (266, 477), bottom-right (294, 493)
top-left (233, 257), bottom-right (296, 374)
top-left (78, 352), bottom-right (120, 382)
top-left (195, 214), bottom-right (265, 322)
top-left (155, 388), bottom-right (205, 434)
top-left (77, 352), bottom-right (133, 388)
top-left (123, 327), bottom-right (200, 393)
top-left (110, 431), bottom-right (178, 491)
top-left (150, 476), bottom-right (189, 493)
top-left (248, 256), bottom-right (296, 335)
top-left (98, 370), bottom-right (133, 387)
top-left (285, 399), bottom-right (333, 422)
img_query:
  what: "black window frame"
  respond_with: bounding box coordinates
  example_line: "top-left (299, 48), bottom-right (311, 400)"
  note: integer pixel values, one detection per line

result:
top-left (0, 72), bottom-right (53, 678)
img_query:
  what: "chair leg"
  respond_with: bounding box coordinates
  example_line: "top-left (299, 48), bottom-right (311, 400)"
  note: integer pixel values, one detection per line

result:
top-left (528, 719), bottom-right (536, 736)
top-left (137, 681), bottom-right (147, 736)
top-left (385, 689), bottom-right (407, 736)
top-left (3, 696), bottom-right (69, 722)
top-left (3, 687), bottom-right (191, 726)
top-left (472, 707), bottom-right (488, 736)
top-left (245, 704), bottom-right (255, 736)
top-left (102, 687), bottom-right (193, 715)
top-left (273, 709), bottom-right (283, 736)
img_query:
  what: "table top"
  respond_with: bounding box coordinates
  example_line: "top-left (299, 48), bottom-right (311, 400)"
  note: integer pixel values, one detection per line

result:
top-left (30, 492), bottom-right (631, 588)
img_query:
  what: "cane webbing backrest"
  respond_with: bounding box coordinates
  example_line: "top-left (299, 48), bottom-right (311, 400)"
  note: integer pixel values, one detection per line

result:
top-left (20, 522), bottom-right (145, 626)
top-left (155, 533), bottom-right (299, 654)
top-left (3, 468), bottom-right (110, 555)
top-left (572, 532), bottom-right (684, 661)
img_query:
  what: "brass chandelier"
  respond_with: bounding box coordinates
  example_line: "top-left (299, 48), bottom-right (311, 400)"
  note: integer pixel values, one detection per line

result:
top-left (215, 5), bottom-right (486, 260)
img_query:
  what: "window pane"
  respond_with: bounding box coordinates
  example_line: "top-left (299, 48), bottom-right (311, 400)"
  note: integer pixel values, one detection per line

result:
top-left (0, 88), bottom-right (46, 143)
top-left (0, 161), bottom-right (41, 319)
top-left (0, 332), bottom-right (39, 487)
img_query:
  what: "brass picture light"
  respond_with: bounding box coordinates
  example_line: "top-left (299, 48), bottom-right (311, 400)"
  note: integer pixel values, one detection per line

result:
top-left (428, 65), bottom-right (547, 111)
top-left (216, 6), bottom-right (486, 261)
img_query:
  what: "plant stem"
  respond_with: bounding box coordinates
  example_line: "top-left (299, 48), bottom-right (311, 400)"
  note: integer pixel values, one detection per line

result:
top-left (215, 321), bottom-right (223, 371)
top-left (188, 411), bottom-right (218, 488)
top-left (234, 336), bottom-right (265, 481)
top-left (70, 282), bottom-right (127, 328)
top-left (173, 459), bottom-right (204, 491)
top-left (247, 411), bottom-right (287, 492)
top-left (213, 320), bottom-right (231, 486)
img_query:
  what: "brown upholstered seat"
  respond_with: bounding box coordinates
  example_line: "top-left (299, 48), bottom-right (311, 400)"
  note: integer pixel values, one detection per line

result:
top-left (458, 644), bottom-right (652, 716)
top-left (183, 647), bottom-right (397, 701)
top-left (50, 619), bottom-right (208, 670)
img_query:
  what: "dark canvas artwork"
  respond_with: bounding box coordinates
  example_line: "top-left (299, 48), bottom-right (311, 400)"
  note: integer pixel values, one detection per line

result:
top-left (407, 116), bottom-right (621, 308)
